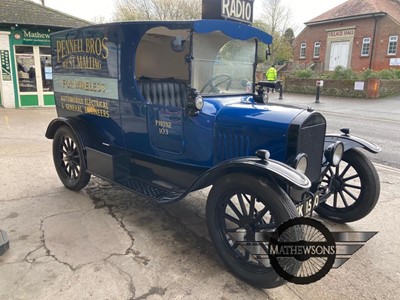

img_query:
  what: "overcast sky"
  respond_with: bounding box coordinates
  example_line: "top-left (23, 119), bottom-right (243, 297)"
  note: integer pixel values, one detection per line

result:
top-left (32, 0), bottom-right (348, 34)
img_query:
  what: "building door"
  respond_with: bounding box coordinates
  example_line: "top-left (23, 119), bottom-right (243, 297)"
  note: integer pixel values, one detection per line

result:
top-left (15, 46), bottom-right (54, 107)
top-left (329, 42), bottom-right (350, 71)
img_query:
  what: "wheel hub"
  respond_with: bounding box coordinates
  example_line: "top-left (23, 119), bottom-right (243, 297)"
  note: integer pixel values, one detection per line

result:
top-left (63, 152), bottom-right (73, 162)
top-left (241, 217), bottom-right (259, 240)
top-left (331, 176), bottom-right (344, 191)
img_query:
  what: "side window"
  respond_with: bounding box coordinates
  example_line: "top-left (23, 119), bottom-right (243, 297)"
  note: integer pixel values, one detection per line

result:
top-left (313, 42), bottom-right (320, 58)
top-left (135, 27), bottom-right (191, 107)
top-left (300, 43), bottom-right (306, 59)
top-left (135, 27), bottom-right (190, 81)
top-left (388, 35), bottom-right (398, 55)
top-left (361, 38), bottom-right (371, 56)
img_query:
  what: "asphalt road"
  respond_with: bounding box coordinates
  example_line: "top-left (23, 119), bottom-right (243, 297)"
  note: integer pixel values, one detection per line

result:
top-left (269, 92), bottom-right (400, 169)
top-left (324, 111), bottom-right (400, 168)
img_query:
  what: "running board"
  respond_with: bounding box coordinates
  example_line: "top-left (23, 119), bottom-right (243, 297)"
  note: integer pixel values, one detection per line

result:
top-left (116, 177), bottom-right (185, 204)
top-left (86, 146), bottom-right (186, 204)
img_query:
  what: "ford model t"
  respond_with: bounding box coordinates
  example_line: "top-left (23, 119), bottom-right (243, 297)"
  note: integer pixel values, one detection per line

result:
top-left (46, 19), bottom-right (380, 287)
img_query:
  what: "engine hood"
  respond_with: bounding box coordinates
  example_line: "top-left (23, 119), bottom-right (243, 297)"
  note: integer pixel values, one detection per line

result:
top-left (212, 97), bottom-right (307, 163)
top-left (215, 101), bottom-right (305, 127)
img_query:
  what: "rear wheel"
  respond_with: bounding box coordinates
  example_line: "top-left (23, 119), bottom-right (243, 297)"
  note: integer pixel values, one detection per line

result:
top-left (52, 126), bottom-right (91, 191)
top-left (316, 149), bottom-right (380, 222)
top-left (206, 174), bottom-right (298, 288)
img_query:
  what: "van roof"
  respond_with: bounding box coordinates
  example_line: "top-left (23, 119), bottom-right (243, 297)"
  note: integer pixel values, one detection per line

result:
top-left (52, 19), bottom-right (273, 45)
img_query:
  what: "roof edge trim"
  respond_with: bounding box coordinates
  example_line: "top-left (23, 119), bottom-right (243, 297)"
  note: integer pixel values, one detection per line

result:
top-left (305, 12), bottom-right (387, 26)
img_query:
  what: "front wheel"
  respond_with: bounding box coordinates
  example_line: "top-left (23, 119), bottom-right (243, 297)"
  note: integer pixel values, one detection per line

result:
top-left (206, 174), bottom-right (298, 288)
top-left (315, 149), bottom-right (380, 223)
top-left (52, 126), bottom-right (91, 191)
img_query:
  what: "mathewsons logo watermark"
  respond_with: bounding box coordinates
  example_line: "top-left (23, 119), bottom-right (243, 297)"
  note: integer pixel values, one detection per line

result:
top-left (268, 218), bottom-right (337, 284)
top-left (233, 217), bottom-right (377, 284)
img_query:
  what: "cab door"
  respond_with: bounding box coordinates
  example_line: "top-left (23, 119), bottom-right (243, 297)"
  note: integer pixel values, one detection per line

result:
top-left (147, 105), bottom-right (184, 154)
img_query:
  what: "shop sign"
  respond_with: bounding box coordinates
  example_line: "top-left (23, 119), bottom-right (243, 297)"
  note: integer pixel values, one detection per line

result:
top-left (13, 29), bottom-right (51, 45)
top-left (202, 0), bottom-right (254, 24)
top-left (0, 50), bottom-right (12, 81)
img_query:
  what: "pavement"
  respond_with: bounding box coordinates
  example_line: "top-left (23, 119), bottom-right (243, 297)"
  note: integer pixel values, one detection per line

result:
top-left (1, 93), bottom-right (400, 299)
top-left (268, 91), bottom-right (400, 122)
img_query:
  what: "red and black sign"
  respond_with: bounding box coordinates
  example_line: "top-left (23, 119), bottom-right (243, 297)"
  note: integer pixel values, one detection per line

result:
top-left (202, 0), bottom-right (254, 24)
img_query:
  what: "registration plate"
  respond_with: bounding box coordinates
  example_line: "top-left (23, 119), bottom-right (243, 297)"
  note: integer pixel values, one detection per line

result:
top-left (296, 194), bottom-right (320, 217)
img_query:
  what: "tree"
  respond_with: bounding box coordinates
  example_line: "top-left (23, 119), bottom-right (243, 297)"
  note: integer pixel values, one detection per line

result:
top-left (91, 16), bottom-right (108, 24)
top-left (255, 0), bottom-right (295, 64)
top-left (114, 0), bottom-right (201, 21)
top-left (283, 28), bottom-right (295, 45)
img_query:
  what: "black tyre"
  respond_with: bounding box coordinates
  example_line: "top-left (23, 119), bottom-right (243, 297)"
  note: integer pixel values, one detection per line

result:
top-left (315, 148), bottom-right (380, 223)
top-left (52, 126), bottom-right (91, 191)
top-left (206, 173), bottom-right (299, 288)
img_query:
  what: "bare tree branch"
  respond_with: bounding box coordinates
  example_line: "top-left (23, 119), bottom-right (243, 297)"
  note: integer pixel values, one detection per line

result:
top-left (114, 0), bottom-right (201, 21)
top-left (255, 0), bottom-right (295, 64)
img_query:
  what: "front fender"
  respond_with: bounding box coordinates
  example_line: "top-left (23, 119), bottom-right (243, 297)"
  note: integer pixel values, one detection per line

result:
top-left (325, 134), bottom-right (381, 154)
top-left (191, 157), bottom-right (311, 191)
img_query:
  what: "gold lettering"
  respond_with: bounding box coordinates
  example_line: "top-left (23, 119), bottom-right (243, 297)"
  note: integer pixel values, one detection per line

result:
top-left (56, 36), bottom-right (109, 70)
top-left (102, 37), bottom-right (109, 59)
top-left (60, 95), bottom-right (109, 118)
top-left (56, 40), bottom-right (62, 61)
top-left (155, 120), bottom-right (172, 128)
top-left (95, 38), bottom-right (102, 56)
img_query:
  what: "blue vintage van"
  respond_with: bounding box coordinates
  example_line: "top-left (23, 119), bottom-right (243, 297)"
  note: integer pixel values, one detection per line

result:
top-left (46, 20), bottom-right (380, 287)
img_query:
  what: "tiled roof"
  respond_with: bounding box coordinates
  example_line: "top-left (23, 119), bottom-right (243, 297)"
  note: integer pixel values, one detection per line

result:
top-left (0, 0), bottom-right (91, 28)
top-left (306, 0), bottom-right (400, 25)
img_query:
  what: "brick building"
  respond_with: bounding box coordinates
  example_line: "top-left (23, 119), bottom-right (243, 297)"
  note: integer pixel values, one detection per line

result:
top-left (293, 0), bottom-right (400, 72)
top-left (0, 0), bottom-right (89, 108)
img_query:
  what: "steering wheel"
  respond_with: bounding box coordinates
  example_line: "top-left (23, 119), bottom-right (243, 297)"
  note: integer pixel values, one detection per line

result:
top-left (200, 74), bottom-right (233, 94)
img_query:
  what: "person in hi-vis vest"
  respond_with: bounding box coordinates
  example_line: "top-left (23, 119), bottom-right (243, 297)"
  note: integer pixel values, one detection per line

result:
top-left (265, 65), bottom-right (277, 93)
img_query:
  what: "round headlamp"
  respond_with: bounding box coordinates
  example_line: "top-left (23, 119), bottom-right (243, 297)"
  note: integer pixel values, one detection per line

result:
top-left (195, 95), bottom-right (204, 110)
top-left (324, 141), bottom-right (344, 166)
top-left (293, 153), bottom-right (308, 174)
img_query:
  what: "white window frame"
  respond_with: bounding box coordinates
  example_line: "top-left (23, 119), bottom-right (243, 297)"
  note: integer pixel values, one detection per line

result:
top-left (361, 37), bottom-right (371, 56)
top-left (313, 42), bottom-right (321, 58)
top-left (387, 35), bottom-right (398, 55)
top-left (300, 43), bottom-right (306, 59)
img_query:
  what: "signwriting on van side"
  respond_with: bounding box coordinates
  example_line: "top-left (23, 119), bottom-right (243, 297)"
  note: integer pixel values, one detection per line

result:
top-left (60, 95), bottom-right (110, 118)
top-left (56, 37), bottom-right (109, 70)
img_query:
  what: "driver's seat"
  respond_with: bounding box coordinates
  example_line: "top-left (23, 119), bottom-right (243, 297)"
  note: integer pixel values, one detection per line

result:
top-left (137, 78), bottom-right (187, 107)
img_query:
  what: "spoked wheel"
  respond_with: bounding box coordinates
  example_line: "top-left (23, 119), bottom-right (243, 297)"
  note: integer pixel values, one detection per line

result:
top-left (315, 149), bottom-right (380, 223)
top-left (206, 174), bottom-right (298, 288)
top-left (53, 126), bottom-right (91, 191)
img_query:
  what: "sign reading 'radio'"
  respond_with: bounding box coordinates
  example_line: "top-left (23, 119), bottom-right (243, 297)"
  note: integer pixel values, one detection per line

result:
top-left (202, 0), bottom-right (254, 24)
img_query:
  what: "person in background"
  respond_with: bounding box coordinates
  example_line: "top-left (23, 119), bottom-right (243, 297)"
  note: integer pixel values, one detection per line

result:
top-left (265, 65), bottom-right (277, 93)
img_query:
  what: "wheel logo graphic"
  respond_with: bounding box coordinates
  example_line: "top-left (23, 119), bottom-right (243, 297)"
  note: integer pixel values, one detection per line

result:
top-left (268, 218), bottom-right (336, 284)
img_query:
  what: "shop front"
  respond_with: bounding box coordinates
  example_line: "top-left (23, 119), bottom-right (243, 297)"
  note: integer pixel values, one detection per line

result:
top-left (1, 25), bottom-right (90, 108)
top-left (11, 27), bottom-right (54, 107)
top-left (0, 0), bottom-right (90, 108)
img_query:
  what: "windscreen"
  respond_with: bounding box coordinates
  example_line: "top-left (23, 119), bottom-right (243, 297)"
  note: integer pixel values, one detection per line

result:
top-left (192, 32), bottom-right (256, 96)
